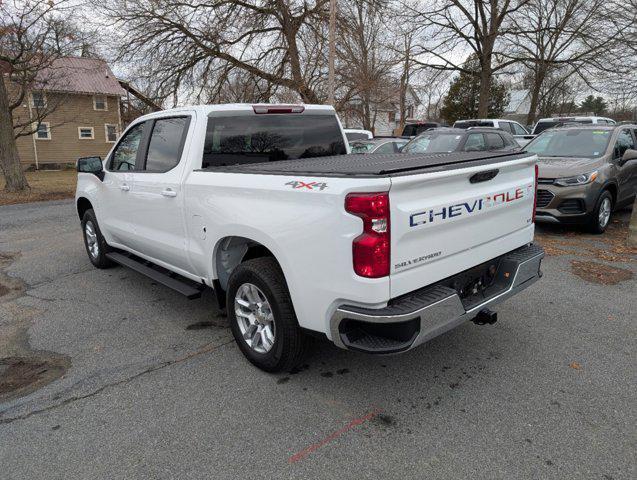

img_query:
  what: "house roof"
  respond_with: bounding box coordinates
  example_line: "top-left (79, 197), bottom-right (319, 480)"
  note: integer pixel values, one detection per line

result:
top-left (505, 89), bottom-right (530, 113)
top-left (36, 57), bottom-right (125, 96)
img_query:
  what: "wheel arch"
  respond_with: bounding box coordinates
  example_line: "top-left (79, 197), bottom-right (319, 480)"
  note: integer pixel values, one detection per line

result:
top-left (76, 197), bottom-right (93, 220)
top-left (601, 182), bottom-right (618, 207)
top-left (213, 235), bottom-right (283, 293)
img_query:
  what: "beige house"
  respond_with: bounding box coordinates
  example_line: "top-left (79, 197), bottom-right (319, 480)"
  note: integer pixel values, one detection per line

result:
top-left (11, 57), bottom-right (125, 168)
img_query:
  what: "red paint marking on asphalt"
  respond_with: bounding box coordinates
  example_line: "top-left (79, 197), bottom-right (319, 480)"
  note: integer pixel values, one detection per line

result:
top-left (288, 408), bottom-right (382, 464)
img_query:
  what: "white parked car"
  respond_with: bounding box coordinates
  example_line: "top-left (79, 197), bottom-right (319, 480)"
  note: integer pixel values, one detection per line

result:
top-left (76, 103), bottom-right (544, 372)
top-left (453, 119), bottom-right (534, 147)
top-left (530, 116), bottom-right (616, 135)
top-left (344, 128), bottom-right (373, 141)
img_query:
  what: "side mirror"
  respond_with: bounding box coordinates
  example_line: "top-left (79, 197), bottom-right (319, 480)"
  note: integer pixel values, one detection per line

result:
top-left (77, 156), bottom-right (104, 181)
top-left (620, 148), bottom-right (637, 165)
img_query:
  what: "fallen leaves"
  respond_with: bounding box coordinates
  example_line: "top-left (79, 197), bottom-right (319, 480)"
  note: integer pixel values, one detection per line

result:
top-left (570, 260), bottom-right (634, 285)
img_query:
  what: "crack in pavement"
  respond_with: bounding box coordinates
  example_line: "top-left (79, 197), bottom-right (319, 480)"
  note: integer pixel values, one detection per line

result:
top-left (0, 338), bottom-right (235, 425)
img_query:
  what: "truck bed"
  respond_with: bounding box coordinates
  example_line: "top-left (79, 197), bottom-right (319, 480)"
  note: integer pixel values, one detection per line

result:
top-left (200, 151), bottom-right (532, 177)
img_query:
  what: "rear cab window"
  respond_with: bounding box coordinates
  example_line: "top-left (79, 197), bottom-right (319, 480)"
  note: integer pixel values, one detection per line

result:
top-left (202, 114), bottom-right (346, 168)
top-left (454, 120), bottom-right (494, 129)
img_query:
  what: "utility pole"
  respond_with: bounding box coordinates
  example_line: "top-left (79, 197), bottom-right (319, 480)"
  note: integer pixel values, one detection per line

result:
top-left (327, 0), bottom-right (336, 105)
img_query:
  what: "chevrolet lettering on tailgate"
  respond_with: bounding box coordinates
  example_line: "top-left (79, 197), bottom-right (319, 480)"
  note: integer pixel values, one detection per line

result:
top-left (409, 184), bottom-right (534, 227)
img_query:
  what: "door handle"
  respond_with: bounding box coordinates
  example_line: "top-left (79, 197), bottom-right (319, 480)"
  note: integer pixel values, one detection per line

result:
top-left (120, 184), bottom-right (130, 192)
top-left (161, 188), bottom-right (177, 198)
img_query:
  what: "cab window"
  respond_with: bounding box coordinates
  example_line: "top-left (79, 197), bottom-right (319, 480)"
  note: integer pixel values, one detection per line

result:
top-left (511, 123), bottom-right (528, 135)
top-left (109, 122), bottom-right (145, 171)
top-left (499, 122), bottom-right (513, 133)
top-left (143, 117), bottom-right (190, 172)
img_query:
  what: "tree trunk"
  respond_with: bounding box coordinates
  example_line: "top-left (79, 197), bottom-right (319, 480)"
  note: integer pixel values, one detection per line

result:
top-left (477, 61), bottom-right (492, 118)
top-left (0, 78), bottom-right (28, 192)
top-left (526, 85), bottom-right (540, 126)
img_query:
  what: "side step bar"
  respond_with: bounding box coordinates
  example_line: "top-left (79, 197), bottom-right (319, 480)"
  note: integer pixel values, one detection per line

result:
top-left (105, 252), bottom-right (204, 299)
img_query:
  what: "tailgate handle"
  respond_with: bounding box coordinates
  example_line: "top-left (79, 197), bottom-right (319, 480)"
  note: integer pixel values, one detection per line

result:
top-left (470, 169), bottom-right (499, 183)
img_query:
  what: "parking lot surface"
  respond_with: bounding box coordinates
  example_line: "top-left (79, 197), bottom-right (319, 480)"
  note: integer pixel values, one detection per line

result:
top-left (1, 200), bottom-right (635, 479)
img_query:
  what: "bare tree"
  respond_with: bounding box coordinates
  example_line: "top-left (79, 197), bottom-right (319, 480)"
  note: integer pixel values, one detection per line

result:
top-left (336, 0), bottom-right (396, 131)
top-left (99, 0), bottom-right (331, 106)
top-left (0, 0), bottom-right (74, 192)
top-left (506, 0), bottom-right (625, 124)
top-left (408, 0), bottom-right (531, 117)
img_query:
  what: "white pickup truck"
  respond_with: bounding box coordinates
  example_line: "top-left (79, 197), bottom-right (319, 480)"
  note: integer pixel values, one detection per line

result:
top-left (76, 104), bottom-right (544, 372)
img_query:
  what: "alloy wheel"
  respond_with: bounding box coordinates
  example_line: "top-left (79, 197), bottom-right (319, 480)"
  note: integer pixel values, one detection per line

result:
top-left (234, 283), bottom-right (276, 354)
top-left (85, 221), bottom-right (100, 258)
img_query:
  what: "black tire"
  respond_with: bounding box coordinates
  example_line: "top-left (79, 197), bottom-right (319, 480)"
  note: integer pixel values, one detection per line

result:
top-left (81, 209), bottom-right (114, 268)
top-left (587, 190), bottom-right (613, 234)
top-left (226, 257), bottom-right (306, 372)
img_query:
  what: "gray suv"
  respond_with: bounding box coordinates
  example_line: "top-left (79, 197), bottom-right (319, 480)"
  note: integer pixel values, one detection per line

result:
top-left (526, 124), bottom-right (637, 232)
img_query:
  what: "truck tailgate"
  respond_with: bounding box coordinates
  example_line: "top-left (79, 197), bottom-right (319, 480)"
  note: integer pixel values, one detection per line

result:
top-left (389, 155), bottom-right (537, 298)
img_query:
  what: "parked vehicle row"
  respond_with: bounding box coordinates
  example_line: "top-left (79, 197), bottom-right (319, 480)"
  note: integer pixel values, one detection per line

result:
top-left (76, 103), bottom-right (544, 372)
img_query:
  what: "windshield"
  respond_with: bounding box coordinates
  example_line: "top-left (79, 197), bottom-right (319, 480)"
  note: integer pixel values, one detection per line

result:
top-left (402, 132), bottom-right (463, 153)
top-left (349, 141), bottom-right (376, 153)
top-left (525, 129), bottom-right (611, 158)
top-left (202, 114), bottom-right (347, 167)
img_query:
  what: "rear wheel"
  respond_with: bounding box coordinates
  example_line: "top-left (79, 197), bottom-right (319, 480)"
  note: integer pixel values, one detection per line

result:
top-left (587, 190), bottom-right (613, 234)
top-left (226, 257), bottom-right (306, 372)
top-left (81, 209), bottom-right (114, 268)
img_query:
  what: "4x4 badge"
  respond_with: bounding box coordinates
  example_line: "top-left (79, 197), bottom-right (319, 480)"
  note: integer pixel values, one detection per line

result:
top-left (285, 181), bottom-right (328, 191)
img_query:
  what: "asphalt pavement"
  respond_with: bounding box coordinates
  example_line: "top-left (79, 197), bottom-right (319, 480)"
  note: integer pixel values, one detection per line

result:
top-left (0, 199), bottom-right (635, 479)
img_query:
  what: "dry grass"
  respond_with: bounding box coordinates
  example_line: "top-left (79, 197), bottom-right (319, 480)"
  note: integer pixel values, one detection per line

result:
top-left (0, 170), bottom-right (77, 206)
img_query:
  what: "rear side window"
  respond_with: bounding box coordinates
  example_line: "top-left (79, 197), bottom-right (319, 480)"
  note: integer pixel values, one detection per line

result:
top-left (144, 117), bottom-right (190, 172)
top-left (485, 133), bottom-right (505, 149)
top-left (202, 114), bottom-right (346, 168)
top-left (463, 133), bottom-right (486, 151)
top-left (109, 122), bottom-right (145, 171)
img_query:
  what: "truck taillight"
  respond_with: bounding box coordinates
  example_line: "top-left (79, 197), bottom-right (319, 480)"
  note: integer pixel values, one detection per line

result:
top-left (532, 163), bottom-right (539, 223)
top-left (345, 192), bottom-right (390, 278)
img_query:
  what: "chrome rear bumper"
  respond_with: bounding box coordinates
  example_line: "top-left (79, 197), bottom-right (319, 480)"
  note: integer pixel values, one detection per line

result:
top-left (330, 243), bottom-right (544, 353)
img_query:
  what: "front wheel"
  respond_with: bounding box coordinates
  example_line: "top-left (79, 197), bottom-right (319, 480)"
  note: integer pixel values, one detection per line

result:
top-left (587, 191), bottom-right (613, 234)
top-left (226, 257), bottom-right (306, 372)
top-left (81, 209), bottom-right (114, 268)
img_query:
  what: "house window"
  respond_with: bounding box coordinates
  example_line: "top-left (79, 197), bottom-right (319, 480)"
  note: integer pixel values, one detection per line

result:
top-left (93, 95), bottom-right (107, 111)
top-left (388, 111), bottom-right (396, 123)
top-left (31, 92), bottom-right (46, 108)
top-left (35, 122), bottom-right (51, 140)
top-left (78, 127), bottom-right (95, 139)
top-left (105, 124), bottom-right (118, 143)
